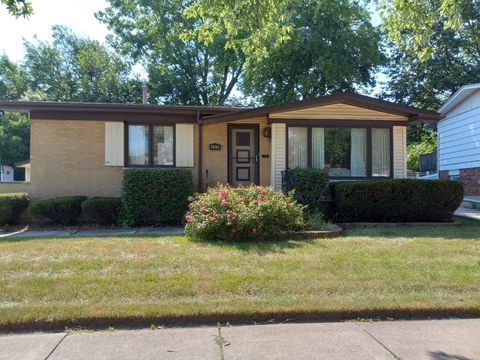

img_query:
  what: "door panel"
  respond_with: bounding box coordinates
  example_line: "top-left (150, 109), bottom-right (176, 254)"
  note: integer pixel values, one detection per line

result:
top-left (229, 126), bottom-right (258, 186)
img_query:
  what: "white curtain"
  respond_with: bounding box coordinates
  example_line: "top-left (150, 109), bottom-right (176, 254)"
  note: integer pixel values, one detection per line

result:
top-left (372, 128), bottom-right (390, 176)
top-left (312, 128), bottom-right (325, 169)
top-left (350, 128), bottom-right (367, 176)
top-left (128, 125), bottom-right (149, 165)
top-left (288, 127), bottom-right (308, 168)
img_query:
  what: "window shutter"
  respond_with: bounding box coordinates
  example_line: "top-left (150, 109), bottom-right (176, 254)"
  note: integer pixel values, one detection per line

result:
top-left (175, 124), bottom-right (194, 167)
top-left (105, 122), bottom-right (124, 166)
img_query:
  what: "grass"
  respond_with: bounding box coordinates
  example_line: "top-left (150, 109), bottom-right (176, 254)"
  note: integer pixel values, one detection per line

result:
top-left (0, 217), bottom-right (479, 328)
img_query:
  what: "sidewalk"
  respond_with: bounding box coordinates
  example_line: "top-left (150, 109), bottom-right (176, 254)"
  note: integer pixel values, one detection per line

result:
top-left (0, 226), bottom-right (184, 239)
top-left (1, 319), bottom-right (479, 360)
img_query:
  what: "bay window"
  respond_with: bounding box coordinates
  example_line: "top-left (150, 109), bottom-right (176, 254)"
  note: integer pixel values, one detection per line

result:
top-left (287, 126), bottom-right (391, 178)
top-left (127, 124), bottom-right (175, 167)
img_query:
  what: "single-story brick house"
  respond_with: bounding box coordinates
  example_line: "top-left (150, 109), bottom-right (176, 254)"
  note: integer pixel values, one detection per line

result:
top-left (0, 93), bottom-right (441, 200)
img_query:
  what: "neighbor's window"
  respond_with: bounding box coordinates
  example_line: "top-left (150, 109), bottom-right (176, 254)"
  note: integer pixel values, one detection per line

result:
top-left (127, 124), bottom-right (175, 166)
top-left (288, 126), bottom-right (391, 178)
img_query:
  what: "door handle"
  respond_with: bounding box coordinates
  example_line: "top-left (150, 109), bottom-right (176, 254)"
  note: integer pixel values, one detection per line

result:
top-left (255, 155), bottom-right (259, 162)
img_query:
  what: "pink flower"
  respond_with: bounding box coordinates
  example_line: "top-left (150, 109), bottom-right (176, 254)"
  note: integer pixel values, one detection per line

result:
top-left (221, 199), bottom-right (227, 206)
top-left (232, 228), bottom-right (237, 234)
top-left (252, 227), bottom-right (257, 234)
top-left (256, 196), bottom-right (262, 204)
top-left (185, 215), bottom-right (191, 223)
top-left (188, 204), bottom-right (193, 210)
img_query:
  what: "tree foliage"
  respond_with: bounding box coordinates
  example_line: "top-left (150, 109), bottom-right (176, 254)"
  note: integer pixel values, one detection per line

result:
top-left (380, 0), bottom-right (480, 109)
top-left (243, 0), bottom-right (384, 104)
top-left (0, 56), bottom-right (29, 164)
top-left (23, 26), bottom-right (143, 103)
top-left (97, 0), bottom-right (245, 106)
top-left (1, 0), bottom-right (32, 17)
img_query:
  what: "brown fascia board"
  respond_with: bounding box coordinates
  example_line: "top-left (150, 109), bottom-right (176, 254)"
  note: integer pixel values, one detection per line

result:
top-left (0, 101), bottom-right (243, 122)
top-left (202, 92), bottom-right (442, 123)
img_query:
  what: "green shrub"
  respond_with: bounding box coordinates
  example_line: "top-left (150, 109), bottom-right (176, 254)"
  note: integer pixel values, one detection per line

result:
top-left (121, 168), bottom-right (193, 226)
top-left (0, 193), bottom-right (29, 226)
top-left (185, 184), bottom-right (305, 241)
top-left (305, 211), bottom-right (328, 231)
top-left (82, 197), bottom-right (122, 225)
top-left (332, 179), bottom-right (463, 222)
top-left (31, 196), bottom-right (87, 225)
top-left (283, 168), bottom-right (331, 214)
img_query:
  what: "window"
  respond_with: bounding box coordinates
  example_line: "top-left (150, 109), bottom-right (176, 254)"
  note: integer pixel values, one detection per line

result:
top-left (127, 124), bottom-right (175, 166)
top-left (153, 126), bottom-right (174, 166)
top-left (128, 125), bottom-right (149, 165)
top-left (287, 126), bottom-right (391, 178)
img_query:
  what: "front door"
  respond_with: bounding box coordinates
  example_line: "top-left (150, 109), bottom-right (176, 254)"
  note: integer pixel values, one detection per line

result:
top-left (229, 125), bottom-right (259, 186)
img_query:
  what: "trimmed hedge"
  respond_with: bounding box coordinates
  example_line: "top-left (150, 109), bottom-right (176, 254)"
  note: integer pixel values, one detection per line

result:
top-left (121, 168), bottom-right (193, 226)
top-left (31, 196), bottom-right (87, 225)
top-left (82, 197), bottom-right (122, 225)
top-left (283, 168), bottom-right (331, 214)
top-left (0, 193), bottom-right (30, 226)
top-left (332, 179), bottom-right (464, 222)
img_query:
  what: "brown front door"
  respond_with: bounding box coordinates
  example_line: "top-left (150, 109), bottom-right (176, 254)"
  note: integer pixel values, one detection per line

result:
top-left (229, 125), bottom-right (259, 186)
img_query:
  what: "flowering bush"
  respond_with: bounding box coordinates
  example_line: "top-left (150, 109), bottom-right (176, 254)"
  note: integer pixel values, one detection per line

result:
top-left (185, 184), bottom-right (305, 241)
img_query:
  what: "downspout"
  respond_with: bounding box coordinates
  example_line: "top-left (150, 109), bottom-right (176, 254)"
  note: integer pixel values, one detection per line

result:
top-left (197, 110), bottom-right (203, 192)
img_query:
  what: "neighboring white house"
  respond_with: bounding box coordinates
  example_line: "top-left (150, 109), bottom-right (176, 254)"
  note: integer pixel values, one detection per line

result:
top-left (438, 83), bottom-right (480, 195)
top-left (0, 164), bottom-right (14, 182)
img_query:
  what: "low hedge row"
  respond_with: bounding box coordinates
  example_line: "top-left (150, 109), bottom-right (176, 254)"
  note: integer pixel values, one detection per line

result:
top-left (31, 196), bottom-right (88, 225)
top-left (0, 193), bottom-right (30, 226)
top-left (332, 179), bottom-right (464, 222)
top-left (82, 197), bottom-right (122, 225)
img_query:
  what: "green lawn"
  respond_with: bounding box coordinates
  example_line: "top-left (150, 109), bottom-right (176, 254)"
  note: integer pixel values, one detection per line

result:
top-left (1, 217), bottom-right (480, 328)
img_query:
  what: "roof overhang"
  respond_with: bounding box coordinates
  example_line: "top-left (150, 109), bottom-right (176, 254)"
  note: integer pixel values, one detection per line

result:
top-left (0, 101), bottom-right (241, 123)
top-left (202, 92), bottom-right (442, 124)
top-left (438, 83), bottom-right (480, 114)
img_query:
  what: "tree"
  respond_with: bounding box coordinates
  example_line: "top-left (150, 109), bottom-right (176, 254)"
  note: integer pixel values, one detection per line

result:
top-left (379, 0), bottom-right (480, 109)
top-left (0, 56), bottom-right (29, 164)
top-left (1, 0), bottom-right (32, 17)
top-left (97, 0), bottom-right (245, 106)
top-left (243, 0), bottom-right (384, 104)
top-left (23, 26), bottom-right (143, 103)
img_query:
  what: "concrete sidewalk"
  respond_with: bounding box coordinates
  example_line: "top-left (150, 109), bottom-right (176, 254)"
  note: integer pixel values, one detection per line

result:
top-left (1, 319), bottom-right (479, 360)
top-left (0, 226), bottom-right (184, 239)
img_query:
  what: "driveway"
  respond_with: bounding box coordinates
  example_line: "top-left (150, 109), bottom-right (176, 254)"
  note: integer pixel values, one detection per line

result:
top-left (1, 319), bottom-right (479, 360)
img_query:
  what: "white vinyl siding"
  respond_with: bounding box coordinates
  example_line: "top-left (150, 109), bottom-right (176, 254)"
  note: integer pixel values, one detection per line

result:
top-left (438, 90), bottom-right (480, 171)
top-left (270, 123), bottom-right (286, 191)
top-left (175, 124), bottom-right (194, 167)
top-left (105, 122), bottom-right (124, 166)
top-left (393, 126), bottom-right (407, 178)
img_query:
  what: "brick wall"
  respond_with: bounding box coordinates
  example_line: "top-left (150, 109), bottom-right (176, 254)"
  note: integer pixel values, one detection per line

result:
top-left (30, 119), bottom-right (124, 199)
top-left (439, 168), bottom-right (479, 195)
top-left (460, 168), bottom-right (480, 196)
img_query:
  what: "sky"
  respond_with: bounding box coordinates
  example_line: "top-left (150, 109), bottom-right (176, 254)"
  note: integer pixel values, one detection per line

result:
top-left (0, 0), bottom-right (110, 62)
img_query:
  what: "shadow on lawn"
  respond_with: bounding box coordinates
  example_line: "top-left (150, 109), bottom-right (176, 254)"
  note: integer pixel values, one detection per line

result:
top-left (189, 236), bottom-right (317, 255)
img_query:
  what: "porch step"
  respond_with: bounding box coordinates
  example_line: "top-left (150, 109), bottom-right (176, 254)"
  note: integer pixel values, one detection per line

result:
top-left (461, 196), bottom-right (480, 210)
